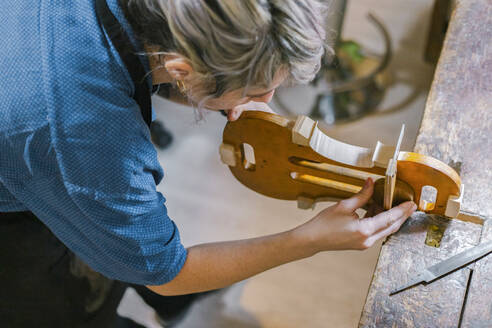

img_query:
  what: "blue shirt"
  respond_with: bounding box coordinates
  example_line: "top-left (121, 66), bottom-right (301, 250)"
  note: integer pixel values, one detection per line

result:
top-left (0, 0), bottom-right (187, 285)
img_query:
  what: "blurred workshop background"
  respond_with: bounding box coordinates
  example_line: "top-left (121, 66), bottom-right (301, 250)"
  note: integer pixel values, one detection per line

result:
top-left (118, 0), bottom-right (449, 327)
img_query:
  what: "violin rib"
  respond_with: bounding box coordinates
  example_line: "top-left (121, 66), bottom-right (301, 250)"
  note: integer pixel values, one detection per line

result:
top-left (292, 116), bottom-right (397, 168)
top-left (221, 111), bottom-right (462, 218)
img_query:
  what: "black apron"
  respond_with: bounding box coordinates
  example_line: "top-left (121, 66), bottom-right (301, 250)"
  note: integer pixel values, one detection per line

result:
top-left (0, 1), bottom-right (198, 327)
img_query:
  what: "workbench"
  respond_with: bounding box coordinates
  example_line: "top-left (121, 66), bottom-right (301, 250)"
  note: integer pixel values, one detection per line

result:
top-left (359, 1), bottom-right (491, 327)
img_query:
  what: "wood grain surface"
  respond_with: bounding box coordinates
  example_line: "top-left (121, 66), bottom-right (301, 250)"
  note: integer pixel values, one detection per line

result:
top-left (360, 0), bottom-right (491, 326)
top-left (359, 213), bottom-right (482, 328)
top-left (460, 220), bottom-right (492, 327)
top-left (415, 0), bottom-right (492, 218)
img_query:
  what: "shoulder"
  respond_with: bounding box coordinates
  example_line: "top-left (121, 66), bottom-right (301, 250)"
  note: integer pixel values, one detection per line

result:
top-left (38, 1), bottom-right (160, 190)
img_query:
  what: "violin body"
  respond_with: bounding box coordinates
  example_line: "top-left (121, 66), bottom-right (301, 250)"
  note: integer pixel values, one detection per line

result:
top-left (220, 112), bottom-right (462, 218)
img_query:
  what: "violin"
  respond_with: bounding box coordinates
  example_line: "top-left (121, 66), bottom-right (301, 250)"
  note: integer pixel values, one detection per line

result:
top-left (219, 111), bottom-right (462, 218)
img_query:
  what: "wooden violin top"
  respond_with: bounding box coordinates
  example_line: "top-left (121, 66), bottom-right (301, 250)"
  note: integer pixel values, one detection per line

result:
top-left (220, 111), bottom-right (462, 218)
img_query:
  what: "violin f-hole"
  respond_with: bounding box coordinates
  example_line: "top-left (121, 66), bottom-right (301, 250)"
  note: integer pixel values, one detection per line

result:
top-left (289, 157), bottom-right (383, 181)
top-left (290, 172), bottom-right (362, 194)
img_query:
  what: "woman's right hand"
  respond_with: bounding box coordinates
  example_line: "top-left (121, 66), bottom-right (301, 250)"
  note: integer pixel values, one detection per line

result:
top-left (295, 178), bottom-right (417, 253)
top-left (148, 178), bottom-right (416, 296)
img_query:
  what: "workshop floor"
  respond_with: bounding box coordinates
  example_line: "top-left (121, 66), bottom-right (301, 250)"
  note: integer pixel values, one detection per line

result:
top-left (117, 1), bottom-right (436, 327)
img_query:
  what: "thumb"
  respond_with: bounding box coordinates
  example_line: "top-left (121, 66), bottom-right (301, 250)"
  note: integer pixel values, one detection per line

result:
top-left (227, 108), bottom-right (241, 121)
top-left (339, 178), bottom-right (374, 211)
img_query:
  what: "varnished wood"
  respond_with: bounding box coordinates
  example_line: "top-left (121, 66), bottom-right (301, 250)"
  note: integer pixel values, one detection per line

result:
top-left (221, 111), bottom-right (461, 216)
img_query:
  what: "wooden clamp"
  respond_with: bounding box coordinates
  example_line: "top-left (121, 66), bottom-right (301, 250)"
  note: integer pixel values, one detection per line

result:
top-left (219, 112), bottom-right (463, 218)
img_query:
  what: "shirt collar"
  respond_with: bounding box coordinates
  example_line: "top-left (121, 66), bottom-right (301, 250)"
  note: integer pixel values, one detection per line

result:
top-left (106, 0), bottom-right (152, 89)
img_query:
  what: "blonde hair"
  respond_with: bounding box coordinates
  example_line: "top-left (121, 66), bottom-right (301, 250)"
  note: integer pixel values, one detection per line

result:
top-left (124, 0), bottom-right (328, 103)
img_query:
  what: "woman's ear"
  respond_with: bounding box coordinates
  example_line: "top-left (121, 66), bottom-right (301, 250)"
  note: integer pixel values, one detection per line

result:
top-left (164, 56), bottom-right (193, 81)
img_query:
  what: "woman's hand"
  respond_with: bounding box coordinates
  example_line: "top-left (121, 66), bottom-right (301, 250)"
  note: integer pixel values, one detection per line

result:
top-left (148, 178), bottom-right (416, 296)
top-left (294, 178), bottom-right (417, 253)
top-left (226, 101), bottom-right (276, 121)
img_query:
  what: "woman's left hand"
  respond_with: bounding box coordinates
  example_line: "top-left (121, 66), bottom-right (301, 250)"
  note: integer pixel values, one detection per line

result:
top-left (226, 101), bottom-right (276, 121)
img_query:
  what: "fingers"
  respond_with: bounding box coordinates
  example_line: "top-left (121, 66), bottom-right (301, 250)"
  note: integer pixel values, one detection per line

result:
top-left (364, 215), bottom-right (408, 247)
top-left (227, 108), bottom-right (241, 121)
top-left (228, 102), bottom-right (276, 121)
top-left (339, 178), bottom-right (374, 211)
top-left (354, 201), bottom-right (416, 249)
top-left (365, 201), bottom-right (416, 234)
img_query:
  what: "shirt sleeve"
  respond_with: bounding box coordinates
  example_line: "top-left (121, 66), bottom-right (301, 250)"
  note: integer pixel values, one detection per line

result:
top-left (40, 79), bottom-right (188, 285)
top-left (0, 0), bottom-right (188, 285)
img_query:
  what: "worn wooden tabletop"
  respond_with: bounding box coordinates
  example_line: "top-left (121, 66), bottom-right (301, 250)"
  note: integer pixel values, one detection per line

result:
top-left (359, 1), bottom-right (491, 327)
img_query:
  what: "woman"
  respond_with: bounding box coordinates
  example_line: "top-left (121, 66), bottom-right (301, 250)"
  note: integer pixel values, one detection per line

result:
top-left (0, 0), bottom-right (416, 327)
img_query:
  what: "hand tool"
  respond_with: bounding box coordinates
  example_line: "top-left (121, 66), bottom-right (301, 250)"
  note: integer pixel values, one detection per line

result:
top-left (390, 240), bottom-right (492, 295)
